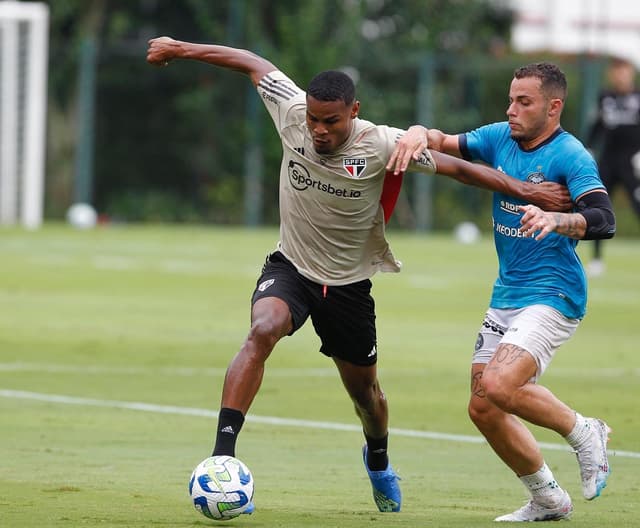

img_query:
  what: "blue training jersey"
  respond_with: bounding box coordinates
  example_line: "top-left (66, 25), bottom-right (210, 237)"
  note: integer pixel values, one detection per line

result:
top-left (460, 122), bottom-right (605, 319)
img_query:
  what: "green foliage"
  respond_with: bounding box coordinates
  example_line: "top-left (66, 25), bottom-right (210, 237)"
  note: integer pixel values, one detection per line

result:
top-left (41, 0), bottom-right (637, 234)
top-left (104, 189), bottom-right (200, 222)
top-left (42, 0), bottom-right (517, 226)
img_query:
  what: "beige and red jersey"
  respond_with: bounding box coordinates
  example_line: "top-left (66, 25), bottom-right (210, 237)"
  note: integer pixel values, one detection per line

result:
top-left (257, 70), bottom-right (436, 285)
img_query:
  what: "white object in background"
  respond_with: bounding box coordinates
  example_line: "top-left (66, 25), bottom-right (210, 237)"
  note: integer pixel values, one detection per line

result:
top-left (454, 221), bottom-right (481, 244)
top-left (66, 203), bottom-right (97, 230)
top-left (0, 2), bottom-right (49, 229)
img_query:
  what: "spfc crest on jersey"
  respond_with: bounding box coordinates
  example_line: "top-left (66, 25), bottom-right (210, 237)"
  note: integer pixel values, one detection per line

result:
top-left (343, 158), bottom-right (366, 178)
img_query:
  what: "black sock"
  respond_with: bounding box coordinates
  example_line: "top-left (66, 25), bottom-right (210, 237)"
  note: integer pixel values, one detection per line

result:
top-left (594, 239), bottom-right (603, 260)
top-left (212, 408), bottom-right (245, 457)
top-left (365, 433), bottom-right (389, 471)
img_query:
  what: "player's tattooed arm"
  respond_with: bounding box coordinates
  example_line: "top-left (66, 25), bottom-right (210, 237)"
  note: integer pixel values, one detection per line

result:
top-left (519, 189), bottom-right (616, 241)
top-left (518, 205), bottom-right (586, 240)
top-left (553, 212), bottom-right (586, 238)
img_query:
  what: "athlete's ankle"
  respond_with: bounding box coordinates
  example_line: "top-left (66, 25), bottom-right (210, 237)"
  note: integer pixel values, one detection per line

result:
top-left (212, 407), bottom-right (245, 456)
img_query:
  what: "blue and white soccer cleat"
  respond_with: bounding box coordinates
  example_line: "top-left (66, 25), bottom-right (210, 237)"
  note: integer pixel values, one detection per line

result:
top-left (362, 445), bottom-right (401, 512)
top-left (575, 418), bottom-right (612, 500)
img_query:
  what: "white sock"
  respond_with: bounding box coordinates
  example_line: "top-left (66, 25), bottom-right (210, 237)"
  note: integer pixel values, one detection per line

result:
top-left (520, 463), bottom-right (564, 506)
top-left (565, 412), bottom-right (590, 449)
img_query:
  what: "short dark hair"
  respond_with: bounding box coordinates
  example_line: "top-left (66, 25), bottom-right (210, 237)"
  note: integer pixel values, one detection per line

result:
top-left (307, 70), bottom-right (355, 105)
top-left (514, 62), bottom-right (567, 101)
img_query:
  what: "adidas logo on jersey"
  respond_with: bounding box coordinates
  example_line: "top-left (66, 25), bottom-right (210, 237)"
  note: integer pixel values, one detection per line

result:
top-left (258, 278), bottom-right (275, 292)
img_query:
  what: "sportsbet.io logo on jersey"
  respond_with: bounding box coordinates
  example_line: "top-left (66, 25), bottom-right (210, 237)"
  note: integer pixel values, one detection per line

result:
top-left (287, 160), bottom-right (362, 198)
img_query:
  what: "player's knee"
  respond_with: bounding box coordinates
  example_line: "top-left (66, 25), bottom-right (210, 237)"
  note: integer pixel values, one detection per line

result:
top-left (350, 379), bottom-right (383, 410)
top-left (480, 375), bottom-right (516, 412)
top-left (468, 398), bottom-right (481, 423)
top-left (469, 406), bottom-right (490, 431)
top-left (246, 318), bottom-right (285, 350)
top-left (468, 395), bottom-right (506, 434)
top-left (468, 396), bottom-right (490, 427)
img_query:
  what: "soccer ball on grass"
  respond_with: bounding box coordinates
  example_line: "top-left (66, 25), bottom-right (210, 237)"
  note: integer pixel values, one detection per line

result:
top-left (66, 202), bottom-right (97, 230)
top-left (189, 456), bottom-right (254, 520)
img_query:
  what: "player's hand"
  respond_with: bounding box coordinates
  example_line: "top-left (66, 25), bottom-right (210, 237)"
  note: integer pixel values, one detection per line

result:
top-left (387, 125), bottom-right (428, 175)
top-left (518, 204), bottom-right (558, 241)
top-left (147, 36), bottom-right (179, 66)
top-left (528, 182), bottom-right (572, 212)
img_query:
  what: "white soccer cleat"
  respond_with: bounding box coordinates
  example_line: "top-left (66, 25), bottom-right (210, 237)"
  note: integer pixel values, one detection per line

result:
top-left (494, 491), bottom-right (573, 522)
top-left (575, 418), bottom-right (612, 500)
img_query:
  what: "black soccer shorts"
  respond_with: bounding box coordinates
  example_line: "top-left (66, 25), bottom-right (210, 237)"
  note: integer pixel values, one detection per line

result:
top-left (599, 149), bottom-right (640, 215)
top-left (251, 252), bottom-right (378, 366)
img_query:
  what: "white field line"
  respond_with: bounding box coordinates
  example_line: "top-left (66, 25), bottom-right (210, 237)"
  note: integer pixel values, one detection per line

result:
top-left (1, 388), bottom-right (639, 459)
top-left (2, 362), bottom-right (638, 378)
top-left (0, 363), bottom-right (337, 377)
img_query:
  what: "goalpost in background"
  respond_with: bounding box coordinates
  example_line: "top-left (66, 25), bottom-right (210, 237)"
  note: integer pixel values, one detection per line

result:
top-left (0, 1), bottom-right (49, 229)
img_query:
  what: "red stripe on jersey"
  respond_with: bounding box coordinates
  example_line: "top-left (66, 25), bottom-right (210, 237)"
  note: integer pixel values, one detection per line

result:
top-left (380, 170), bottom-right (404, 224)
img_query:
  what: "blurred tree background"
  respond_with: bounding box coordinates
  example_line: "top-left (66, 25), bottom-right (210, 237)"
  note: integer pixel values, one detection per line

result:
top-left (37, 0), bottom-right (634, 234)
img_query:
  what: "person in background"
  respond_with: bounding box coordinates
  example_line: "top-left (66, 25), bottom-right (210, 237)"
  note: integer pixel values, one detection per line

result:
top-left (586, 57), bottom-right (640, 276)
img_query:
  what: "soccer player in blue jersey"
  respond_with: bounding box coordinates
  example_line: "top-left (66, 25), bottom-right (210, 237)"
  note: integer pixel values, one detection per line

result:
top-left (395, 62), bottom-right (615, 521)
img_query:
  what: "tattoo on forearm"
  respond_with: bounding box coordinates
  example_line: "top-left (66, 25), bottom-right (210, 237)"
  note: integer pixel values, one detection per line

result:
top-left (554, 213), bottom-right (585, 239)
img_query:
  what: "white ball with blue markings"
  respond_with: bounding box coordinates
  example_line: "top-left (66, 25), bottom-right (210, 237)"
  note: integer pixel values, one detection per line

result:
top-left (189, 455), bottom-right (254, 520)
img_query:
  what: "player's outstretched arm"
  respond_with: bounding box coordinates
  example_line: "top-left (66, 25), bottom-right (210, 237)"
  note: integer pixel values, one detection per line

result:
top-left (387, 126), bottom-right (462, 175)
top-left (519, 189), bottom-right (615, 241)
top-left (146, 36), bottom-right (276, 86)
top-left (387, 126), bottom-right (429, 175)
top-left (430, 150), bottom-right (573, 212)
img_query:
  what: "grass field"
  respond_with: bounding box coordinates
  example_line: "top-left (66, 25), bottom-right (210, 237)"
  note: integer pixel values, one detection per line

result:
top-left (1, 224), bottom-right (638, 527)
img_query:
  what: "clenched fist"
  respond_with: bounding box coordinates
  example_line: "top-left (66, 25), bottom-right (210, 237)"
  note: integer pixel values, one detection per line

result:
top-left (146, 36), bottom-right (180, 66)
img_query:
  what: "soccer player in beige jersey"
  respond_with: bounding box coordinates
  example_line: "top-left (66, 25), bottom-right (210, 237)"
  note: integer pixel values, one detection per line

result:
top-left (147, 36), bottom-right (571, 514)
